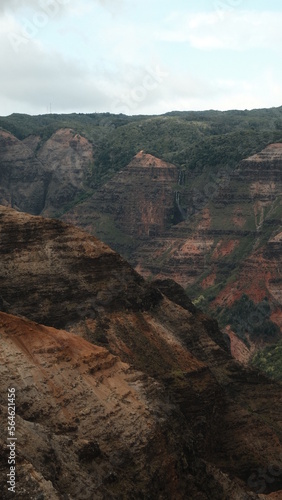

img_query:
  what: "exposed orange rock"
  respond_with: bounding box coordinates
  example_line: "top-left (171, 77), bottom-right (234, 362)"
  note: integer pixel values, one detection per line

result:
top-left (0, 311), bottom-right (188, 499)
top-left (131, 144), bottom-right (282, 306)
top-left (63, 150), bottom-right (179, 243)
top-left (1, 202), bottom-right (282, 497)
top-left (212, 243), bottom-right (282, 311)
top-left (132, 150), bottom-right (175, 169)
top-left (201, 272), bottom-right (217, 289)
top-left (246, 142), bottom-right (282, 162)
top-left (268, 491), bottom-right (282, 499)
top-left (212, 239), bottom-right (240, 260)
top-left (225, 326), bottom-right (256, 365)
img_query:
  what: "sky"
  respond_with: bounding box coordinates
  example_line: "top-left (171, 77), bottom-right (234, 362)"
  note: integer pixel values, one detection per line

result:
top-left (1, 0), bottom-right (282, 116)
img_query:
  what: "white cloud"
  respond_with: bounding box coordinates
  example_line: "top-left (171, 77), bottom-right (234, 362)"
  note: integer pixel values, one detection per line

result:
top-left (0, 0), bottom-right (73, 16)
top-left (0, 3), bottom-right (282, 116)
top-left (0, 0), bottom-right (41, 12)
top-left (156, 11), bottom-right (282, 51)
top-left (0, 16), bottom-right (117, 115)
top-left (192, 71), bottom-right (282, 112)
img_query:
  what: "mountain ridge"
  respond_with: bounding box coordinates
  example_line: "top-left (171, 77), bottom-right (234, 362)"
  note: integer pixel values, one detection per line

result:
top-left (1, 205), bottom-right (282, 497)
top-left (0, 108), bottom-right (282, 375)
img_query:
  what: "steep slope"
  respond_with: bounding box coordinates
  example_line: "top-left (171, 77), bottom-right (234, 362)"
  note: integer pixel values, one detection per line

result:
top-left (123, 144), bottom-right (282, 351)
top-left (209, 144), bottom-right (282, 306)
top-left (0, 128), bottom-right (94, 217)
top-left (36, 128), bottom-right (93, 216)
top-left (131, 143), bottom-right (282, 287)
top-left (63, 151), bottom-right (181, 256)
top-left (2, 121), bottom-right (281, 367)
top-left (61, 142), bottom-right (282, 295)
top-left (61, 143), bottom-right (282, 360)
top-left (1, 111), bottom-right (282, 380)
top-left (1, 206), bottom-right (282, 498)
top-left (0, 312), bottom-right (191, 499)
top-left (0, 130), bottom-right (50, 214)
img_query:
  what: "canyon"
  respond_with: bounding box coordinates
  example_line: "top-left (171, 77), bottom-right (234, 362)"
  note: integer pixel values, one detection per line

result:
top-left (62, 142), bottom-right (282, 359)
top-left (0, 110), bottom-right (282, 497)
top-left (0, 118), bottom-right (281, 353)
top-left (0, 206), bottom-right (282, 498)
top-left (0, 118), bottom-right (281, 360)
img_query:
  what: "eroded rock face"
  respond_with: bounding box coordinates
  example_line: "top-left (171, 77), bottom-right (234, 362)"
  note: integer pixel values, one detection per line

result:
top-left (0, 205), bottom-right (162, 328)
top-left (37, 129), bottom-right (93, 216)
top-left (132, 144), bottom-right (281, 279)
top-left (0, 312), bottom-right (188, 499)
top-left (114, 145), bottom-right (282, 346)
top-left (63, 151), bottom-right (180, 255)
top-left (0, 129), bottom-right (94, 217)
top-left (60, 144), bottom-right (282, 323)
top-left (0, 206), bottom-right (282, 498)
top-left (0, 130), bottom-right (50, 214)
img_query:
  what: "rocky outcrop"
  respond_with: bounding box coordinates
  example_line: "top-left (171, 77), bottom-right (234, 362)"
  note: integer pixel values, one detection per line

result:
top-left (132, 143), bottom-right (281, 282)
top-left (2, 125), bottom-right (281, 361)
top-left (240, 143), bottom-right (282, 186)
top-left (204, 145), bottom-right (282, 328)
top-left (63, 151), bottom-right (180, 255)
top-left (1, 205), bottom-right (282, 498)
top-left (225, 326), bottom-right (256, 364)
top-left (0, 311), bottom-right (190, 499)
top-left (0, 130), bottom-right (50, 214)
top-left (0, 205), bottom-right (162, 328)
top-left (0, 128), bottom-right (94, 216)
top-left (60, 143), bottom-right (282, 302)
top-left (212, 234), bottom-right (282, 310)
top-left (110, 145), bottom-right (282, 341)
top-left (37, 129), bottom-right (93, 216)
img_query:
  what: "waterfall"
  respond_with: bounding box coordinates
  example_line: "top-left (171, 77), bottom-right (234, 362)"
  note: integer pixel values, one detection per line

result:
top-left (174, 191), bottom-right (186, 220)
top-left (178, 170), bottom-right (185, 186)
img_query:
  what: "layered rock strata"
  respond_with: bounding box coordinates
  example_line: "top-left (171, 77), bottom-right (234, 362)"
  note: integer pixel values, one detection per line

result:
top-left (0, 129), bottom-right (93, 216)
top-left (0, 206), bottom-right (282, 498)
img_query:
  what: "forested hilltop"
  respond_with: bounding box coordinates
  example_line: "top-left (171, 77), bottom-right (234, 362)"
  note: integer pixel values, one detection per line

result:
top-left (1, 107), bottom-right (282, 189)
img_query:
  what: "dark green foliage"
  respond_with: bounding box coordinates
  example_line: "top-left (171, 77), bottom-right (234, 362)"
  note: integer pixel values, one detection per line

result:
top-left (0, 112), bottom-right (140, 142)
top-left (252, 341), bottom-right (282, 381)
top-left (1, 107), bottom-right (282, 192)
top-left (217, 294), bottom-right (280, 344)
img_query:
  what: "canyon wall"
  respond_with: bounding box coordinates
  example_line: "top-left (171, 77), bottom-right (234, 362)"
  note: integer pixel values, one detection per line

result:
top-left (1, 206), bottom-right (282, 498)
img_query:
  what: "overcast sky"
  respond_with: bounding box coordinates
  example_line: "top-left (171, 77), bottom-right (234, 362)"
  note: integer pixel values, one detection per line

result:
top-left (1, 0), bottom-right (282, 116)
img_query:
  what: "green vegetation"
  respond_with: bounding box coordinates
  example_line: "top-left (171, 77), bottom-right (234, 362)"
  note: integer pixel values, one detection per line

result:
top-left (217, 294), bottom-right (280, 344)
top-left (1, 108), bottom-right (281, 370)
top-left (251, 341), bottom-right (282, 381)
top-left (1, 107), bottom-right (282, 192)
top-left (0, 112), bottom-right (140, 142)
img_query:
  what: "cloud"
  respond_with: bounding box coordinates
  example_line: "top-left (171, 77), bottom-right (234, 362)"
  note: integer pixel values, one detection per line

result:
top-left (0, 0), bottom-right (73, 14)
top-left (156, 11), bottom-right (282, 51)
top-left (0, 16), bottom-right (117, 116)
top-left (0, 0), bottom-right (39, 12)
top-left (96, 0), bottom-right (124, 14)
top-left (1, 3), bottom-right (282, 116)
top-left (188, 71), bottom-right (282, 112)
top-left (0, 0), bottom-right (124, 16)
